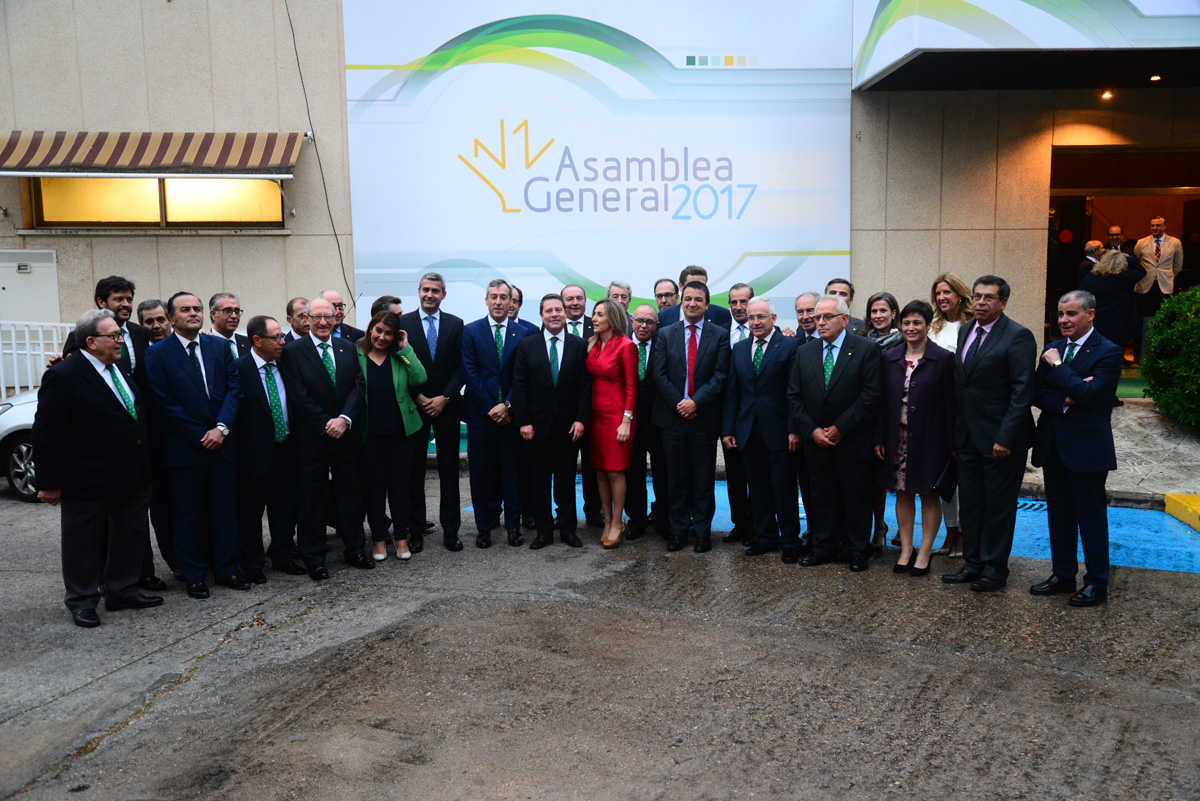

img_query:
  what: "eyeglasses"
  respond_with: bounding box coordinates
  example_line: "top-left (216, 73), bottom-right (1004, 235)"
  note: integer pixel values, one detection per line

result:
top-left (971, 293), bottom-right (1000, 303)
top-left (632, 318), bottom-right (658, 326)
top-left (330, 303), bottom-right (346, 310)
top-left (261, 334), bottom-right (287, 342)
top-left (91, 332), bottom-right (125, 341)
top-left (815, 313), bottom-right (844, 323)
top-left (215, 308), bottom-right (243, 316)
top-left (654, 292), bottom-right (678, 301)
top-left (746, 314), bottom-right (772, 322)
top-left (310, 314), bottom-right (336, 322)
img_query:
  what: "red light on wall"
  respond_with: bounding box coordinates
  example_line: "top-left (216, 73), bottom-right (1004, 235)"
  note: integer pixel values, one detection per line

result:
top-left (1059, 229), bottom-right (1073, 244)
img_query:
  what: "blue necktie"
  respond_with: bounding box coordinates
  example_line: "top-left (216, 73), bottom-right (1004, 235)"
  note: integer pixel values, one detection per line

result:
top-left (426, 315), bottom-right (438, 360)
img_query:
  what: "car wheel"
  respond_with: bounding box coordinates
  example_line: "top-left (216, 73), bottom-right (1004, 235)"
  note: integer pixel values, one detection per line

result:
top-left (6, 434), bottom-right (37, 502)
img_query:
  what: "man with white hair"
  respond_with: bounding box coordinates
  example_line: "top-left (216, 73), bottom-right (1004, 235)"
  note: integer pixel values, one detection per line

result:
top-left (319, 288), bottom-right (364, 342)
top-left (1077, 240), bottom-right (1104, 286)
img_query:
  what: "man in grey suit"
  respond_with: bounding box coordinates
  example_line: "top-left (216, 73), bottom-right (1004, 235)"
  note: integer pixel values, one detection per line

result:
top-left (942, 275), bottom-right (1036, 592)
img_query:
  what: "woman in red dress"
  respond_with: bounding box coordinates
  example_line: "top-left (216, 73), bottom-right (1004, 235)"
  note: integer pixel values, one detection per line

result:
top-left (586, 298), bottom-right (638, 548)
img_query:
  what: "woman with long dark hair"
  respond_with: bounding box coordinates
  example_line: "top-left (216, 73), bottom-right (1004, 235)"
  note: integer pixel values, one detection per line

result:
top-left (586, 298), bottom-right (638, 549)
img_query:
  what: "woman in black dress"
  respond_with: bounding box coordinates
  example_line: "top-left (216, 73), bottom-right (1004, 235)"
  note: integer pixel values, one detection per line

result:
top-left (1079, 249), bottom-right (1145, 360)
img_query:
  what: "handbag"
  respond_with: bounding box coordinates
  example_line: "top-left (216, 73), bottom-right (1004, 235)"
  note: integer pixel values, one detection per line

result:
top-left (933, 457), bottom-right (957, 503)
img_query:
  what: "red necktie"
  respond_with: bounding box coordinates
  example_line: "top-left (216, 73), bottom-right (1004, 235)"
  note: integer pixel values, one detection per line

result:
top-left (687, 324), bottom-right (698, 397)
top-left (1155, 239), bottom-right (1161, 261)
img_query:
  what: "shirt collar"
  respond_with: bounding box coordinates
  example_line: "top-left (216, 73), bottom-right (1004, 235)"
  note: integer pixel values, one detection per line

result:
top-left (309, 331), bottom-right (332, 348)
top-left (174, 331), bottom-right (199, 350)
top-left (251, 350), bottom-right (273, 370)
top-left (209, 329), bottom-right (234, 342)
top-left (823, 329), bottom-right (847, 350)
top-left (543, 327), bottom-right (563, 344)
top-left (423, 310), bottom-right (439, 324)
top-left (81, 349), bottom-right (109, 374)
top-left (756, 328), bottom-right (774, 346)
top-left (1067, 327), bottom-right (1094, 348)
top-left (490, 316), bottom-right (507, 331)
top-left (684, 316), bottom-right (706, 333)
top-left (976, 317), bottom-right (999, 335)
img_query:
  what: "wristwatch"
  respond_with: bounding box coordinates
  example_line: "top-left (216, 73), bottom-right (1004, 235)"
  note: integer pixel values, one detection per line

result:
top-left (1051, 360), bottom-right (1062, 367)
top-left (622, 411), bottom-right (634, 421)
top-left (215, 423), bottom-right (230, 436)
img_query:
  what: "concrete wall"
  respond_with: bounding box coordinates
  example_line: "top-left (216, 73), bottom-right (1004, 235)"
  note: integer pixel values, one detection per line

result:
top-left (850, 87), bottom-right (1200, 339)
top-left (0, 0), bottom-right (353, 326)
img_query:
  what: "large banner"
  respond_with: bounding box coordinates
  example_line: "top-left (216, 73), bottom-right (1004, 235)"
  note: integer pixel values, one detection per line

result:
top-left (345, 2), bottom-right (852, 324)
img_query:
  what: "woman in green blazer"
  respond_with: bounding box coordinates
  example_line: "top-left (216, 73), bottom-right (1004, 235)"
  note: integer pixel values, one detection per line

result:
top-left (357, 310), bottom-right (428, 561)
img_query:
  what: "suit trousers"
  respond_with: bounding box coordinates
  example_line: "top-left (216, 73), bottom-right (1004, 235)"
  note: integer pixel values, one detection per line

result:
top-left (626, 420), bottom-right (666, 529)
top-left (296, 438), bottom-right (368, 565)
top-left (957, 442), bottom-right (1028, 579)
top-left (466, 423), bottom-right (521, 533)
top-left (660, 427), bottom-right (717, 540)
top-left (362, 430), bottom-right (417, 543)
top-left (236, 438), bottom-right (298, 570)
top-left (722, 443), bottom-right (752, 536)
top-left (793, 447), bottom-right (813, 534)
top-left (578, 437), bottom-right (601, 519)
top-left (525, 423), bottom-right (581, 539)
top-left (148, 454), bottom-right (177, 571)
top-left (742, 428), bottom-right (801, 548)
top-left (1135, 284), bottom-right (1167, 359)
top-left (60, 486), bottom-right (151, 612)
top-left (1043, 447), bottom-right (1110, 588)
top-left (410, 415), bottom-right (461, 536)
top-left (170, 461), bottom-right (239, 584)
top-left (804, 446), bottom-right (871, 558)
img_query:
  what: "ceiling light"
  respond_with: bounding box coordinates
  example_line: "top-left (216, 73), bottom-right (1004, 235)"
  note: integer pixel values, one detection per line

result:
top-left (1150, 75), bottom-right (1162, 81)
top-left (1101, 90), bottom-right (1113, 100)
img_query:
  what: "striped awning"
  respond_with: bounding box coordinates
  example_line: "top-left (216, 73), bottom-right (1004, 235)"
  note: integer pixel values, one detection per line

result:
top-left (0, 131), bottom-right (305, 179)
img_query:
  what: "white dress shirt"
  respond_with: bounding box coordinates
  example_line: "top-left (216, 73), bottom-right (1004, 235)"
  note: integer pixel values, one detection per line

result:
top-left (682, 316), bottom-right (706, 400)
top-left (174, 331), bottom-right (208, 396)
top-left (543, 326), bottom-right (564, 374)
top-left (81, 350), bottom-right (136, 411)
top-left (730, 320), bottom-right (750, 347)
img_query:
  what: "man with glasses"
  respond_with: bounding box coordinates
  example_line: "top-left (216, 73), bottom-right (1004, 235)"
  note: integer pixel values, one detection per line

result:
top-left (319, 288), bottom-right (365, 342)
top-left (561, 284), bottom-right (601, 527)
top-left (34, 309), bottom-right (161, 627)
top-left (284, 297), bottom-right (310, 344)
top-left (653, 278), bottom-right (679, 311)
top-left (207, 293), bottom-right (250, 359)
top-left (625, 304), bottom-right (667, 539)
top-left (823, 278), bottom-right (867, 336)
top-left (791, 291), bottom-right (822, 550)
top-left (942, 275), bottom-right (1036, 593)
top-left (234, 316), bottom-right (304, 582)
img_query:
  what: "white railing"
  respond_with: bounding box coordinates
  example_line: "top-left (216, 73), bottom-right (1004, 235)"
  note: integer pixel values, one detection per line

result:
top-left (1, 321), bottom-right (72, 395)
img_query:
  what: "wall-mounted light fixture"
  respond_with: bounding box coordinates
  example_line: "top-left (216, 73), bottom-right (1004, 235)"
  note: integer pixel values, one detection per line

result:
top-left (1150, 75), bottom-right (1162, 82)
top-left (1101, 90), bottom-right (1113, 100)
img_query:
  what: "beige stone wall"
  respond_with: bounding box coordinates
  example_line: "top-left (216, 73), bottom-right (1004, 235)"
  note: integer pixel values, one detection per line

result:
top-left (0, 0), bottom-right (354, 326)
top-left (850, 87), bottom-right (1200, 340)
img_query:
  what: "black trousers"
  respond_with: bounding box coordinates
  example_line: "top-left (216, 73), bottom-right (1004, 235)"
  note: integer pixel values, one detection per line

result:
top-left (362, 430), bottom-right (418, 543)
top-left (236, 438), bottom-right (298, 570)
top-left (147, 459), bottom-right (176, 573)
top-left (1043, 447), bottom-right (1110, 588)
top-left (804, 446), bottom-right (872, 559)
top-left (660, 427), bottom-right (717, 540)
top-left (958, 442), bottom-right (1028, 579)
top-left (723, 443), bottom-right (752, 535)
top-left (626, 419), bottom-right (666, 529)
top-left (793, 445), bottom-right (813, 534)
top-left (296, 437), bottom-right (367, 566)
top-left (743, 428), bottom-right (801, 548)
top-left (410, 414), bottom-right (461, 537)
top-left (526, 421), bottom-right (581, 539)
top-left (577, 438), bottom-right (601, 520)
top-left (466, 423), bottom-right (521, 533)
top-left (60, 486), bottom-right (151, 612)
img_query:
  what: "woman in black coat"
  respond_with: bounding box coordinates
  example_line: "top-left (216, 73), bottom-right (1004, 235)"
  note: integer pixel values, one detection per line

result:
top-left (1079, 249), bottom-right (1145, 358)
top-left (873, 300), bottom-right (956, 576)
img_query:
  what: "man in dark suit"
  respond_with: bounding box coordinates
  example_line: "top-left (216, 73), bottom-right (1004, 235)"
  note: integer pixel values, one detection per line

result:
top-left (824, 278), bottom-right (868, 336)
top-left (34, 309), bottom-right (162, 628)
top-left (1030, 290), bottom-right (1124, 607)
top-left (136, 299), bottom-right (178, 582)
top-left (284, 297), bottom-right (309, 344)
top-left (652, 281), bottom-right (730, 553)
top-left (280, 296), bottom-right (373, 578)
top-left (462, 279), bottom-right (535, 547)
top-left (511, 293), bottom-right (590, 549)
top-left (720, 283), bottom-right (754, 544)
top-left (508, 285), bottom-right (540, 529)
top-left (724, 298), bottom-right (804, 563)
top-left (207, 292), bottom-right (251, 359)
top-left (1076, 240), bottom-right (1104, 286)
top-left (234, 315), bottom-right (305, 583)
top-left (653, 278), bottom-right (679, 311)
top-left (942, 275), bottom-right (1036, 592)
top-left (319, 288), bottom-right (365, 342)
top-left (788, 295), bottom-right (882, 571)
top-left (136, 299), bottom-right (173, 344)
top-left (562, 283), bottom-right (601, 527)
top-left (791, 291), bottom-right (822, 549)
top-left (626, 304), bottom-right (667, 539)
top-left (63, 276), bottom-right (152, 390)
top-left (145, 292), bottom-right (247, 598)
top-left (400, 272), bottom-right (466, 551)
top-left (657, 266), bottom-right (732, 328)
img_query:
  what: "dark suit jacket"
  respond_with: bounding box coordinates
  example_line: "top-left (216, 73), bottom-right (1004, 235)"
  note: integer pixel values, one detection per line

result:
top-left (206, 331), bottom-right (251, 358)
top-left (514, 318), bottom-right (540, 335)
top-left (632, 335), bottom-right (658, 423)
top-left (846, 315), bottom-right (868, 337)
top-left (650, 319), bottom-right (730, 433)
top-left (233, 354), bottom-right (303, 480)
top-left (955, 315), bottom-right (1036, 454)
top-left (33, 353), bottom-right (150, 501)
top-left (1032, 332), bottom-right (1123, 472)
top-left (333, 322), bottom-right (365, 343)
top-left (511, 332), bottom-right (590, 434)
top-left (722, 333), bottom-right (800, 450)
top-left (280, 334), bottom-right (365, 455)
top-left (658, 303), bottom-right (732, 329)
top-left (64, 319), bottom-right (151, 390)
top-left (145, 335), bottom-right (241, 466)
top-left (786, 333), bottom-right (883, 460)
top-left (284, 330), bottom-right (300, 344)
top-left (461, 317), bottom-right (535, 428)
top-left (399, 309), bottom-right (465, 421)
top-left (873, 340), bottom-right (957, 490)
top-left (1079, 264), bottom-right (1146, 346)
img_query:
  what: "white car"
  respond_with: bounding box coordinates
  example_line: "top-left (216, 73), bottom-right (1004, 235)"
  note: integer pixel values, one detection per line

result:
top-left (1, 389), bottom-right (38, 501)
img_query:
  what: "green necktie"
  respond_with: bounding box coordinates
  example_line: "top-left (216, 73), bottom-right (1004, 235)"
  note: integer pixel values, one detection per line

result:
top-left (549, 336), bottom-right (559, 386)
top-left (806, 334), bottom-right (815, 343)
top-left (737, 325), bottom-right (746, 343)
top-left (570, 321), bottom-right (580, 337)
top-left (107, 364), bottom-right (137, 420)
top-left (753, 339), bottom-right (765, 375)
top-left (638, 341), bottom-right (647, 381)
top-left (319, 342), bottom-right (336, 384)
top-left (265, 363), bottom-right (286, 443)
top-left (494, 323), bottom-right (504, 360)
top-left (229, 338), bottom-right (237, 359)
top-left (823, 343), bottom-right (835, 387)
top-left (120, 337), bottom-right (129, 364)
top-left (1064, 342), bottom-right (1077, 364)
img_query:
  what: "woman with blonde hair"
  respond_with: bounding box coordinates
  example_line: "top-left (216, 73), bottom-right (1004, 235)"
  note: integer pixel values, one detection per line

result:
top-left (926, 272), bottom-right (972, 557)
top-left (1079, 249), bottom-right (1145, 357)
top-left (586, 298), bottom-right (639, 548)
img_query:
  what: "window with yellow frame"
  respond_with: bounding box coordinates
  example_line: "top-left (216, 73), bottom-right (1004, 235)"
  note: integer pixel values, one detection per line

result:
top-left (32, 176), bottom-right (285, 228)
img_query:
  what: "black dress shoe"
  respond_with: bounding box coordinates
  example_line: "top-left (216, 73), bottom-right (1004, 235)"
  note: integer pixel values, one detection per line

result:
top-left (105, 594), bottom-right (164, 611)
top-left (561, 531), bottom-right (583, 548)
top-left (667, 536), bottom-right (686, 552)
top-left (529, 534), bottom-right (552, 550)
top-left (1069, 585), bottom-right (1108, 607)
top-left (849, 554), bottom-right (870, 572)
top-left (941, 568), bottom-right (982, 584)
top-left (73, 609), bottom-right (101, 628)
top-left (345, 553), bottom-right (376, 570)
top-left (1030, 575), bottom-right (1077, 595)
top-left (244, 567), bottom-right (268, 585)
top-left (586, 515), bottom-right (606, 528)
top-left (798, 534), bottom-right (813, 555)
top-left (444, 534), bottom-right (464, 552)
top-left (272, 559), bottom-right (307, 575)
top-left (507, 529), bottom-right (524, 547)
top-left (476, 532), bottom-right (493, 549)
top-left (171, 569), bottom-right (186, 583)
top-left (781, 548), bottom-right (800, 564)
top-left (187, 582), bottom-right (211, 599)
top-left (745, 542), bottom-right (778, 556)
top-left (409, 533), bottom-right (424, 554)
top-left (800, 553), bottom-right (828, 567)
top-left (424, 520), bottom-right (437, 532)
top-left (522, 515), bottom-right (536, 530)
top-left (216, 575), bottom-right (252, 591)
top-left (626, 523), bottom-right (646, 541)
top-left (693, 537), bottom-right (712, 554)
top-left (309, 566), bottom-right (330, 581)
top-left (970, 576), bottom-right (1006, 592)
top-left (138, 575), bottom-right (168, 591)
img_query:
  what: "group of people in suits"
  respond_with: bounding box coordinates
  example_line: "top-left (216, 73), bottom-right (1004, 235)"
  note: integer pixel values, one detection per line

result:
top-left (34, 260), bottom-right (1129, 628)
